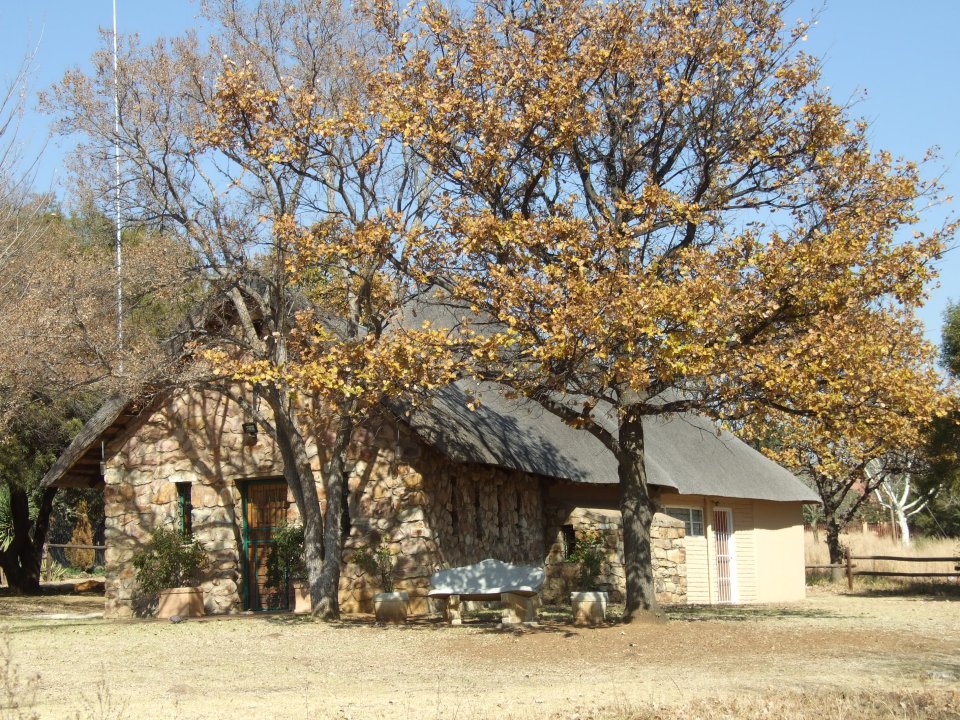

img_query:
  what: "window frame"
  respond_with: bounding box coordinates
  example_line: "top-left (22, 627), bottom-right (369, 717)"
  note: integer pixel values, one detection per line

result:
top-left (664, 506), bottom-right (705, 537)
top-left (176, 482), bottom-right (193, 539)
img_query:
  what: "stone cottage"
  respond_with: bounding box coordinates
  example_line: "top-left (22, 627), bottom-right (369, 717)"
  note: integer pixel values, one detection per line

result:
top-left (42, 381), bottom-right (817, 617)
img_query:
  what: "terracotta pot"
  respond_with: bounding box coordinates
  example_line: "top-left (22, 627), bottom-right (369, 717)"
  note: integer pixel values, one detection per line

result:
top-left (570, 591), bottom-right (607, 627)
top-left (157, 587), bottom-right (205, 619)
top-left (290, 580), bottom-right (312, 614)
top-left (374, 591), bottom-right (409, 624)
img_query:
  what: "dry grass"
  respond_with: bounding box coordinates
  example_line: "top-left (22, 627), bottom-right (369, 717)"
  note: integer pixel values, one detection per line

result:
top-left (0, 637), bottom-right (39, 720)
top-left (593, 688), bottom-right (960, 720)
top-left (805, 530), bottom-right (960, 577)
top-left (3, 589), bottom-right (959, 719)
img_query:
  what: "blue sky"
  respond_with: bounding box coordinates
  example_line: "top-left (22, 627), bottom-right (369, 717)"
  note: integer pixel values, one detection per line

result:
top-left (1, 0), bottom-right (957, 347)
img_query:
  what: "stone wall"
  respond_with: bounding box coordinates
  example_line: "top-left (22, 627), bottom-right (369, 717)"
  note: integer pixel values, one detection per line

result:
top-left (104, 389), bottom-right (687, 617)
top-left (103, 391), bottom-right (281, 617)
top-left (339, 423), bottom-right (546, 613)
top-left (103, 390), bottom-right (546, 617)
top-left (542, 507), bottom-right (687, 606)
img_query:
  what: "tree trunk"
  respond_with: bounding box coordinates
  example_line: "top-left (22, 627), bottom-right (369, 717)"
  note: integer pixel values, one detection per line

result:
top-left (617, 409), bottom-right (662, 622)
top-left (315, 412), bottom-right (354, 620)
top-left (0, 485), bottom-right (57, 594)
top-left (265, 388), bottom-right (327, 615)
top-left (895, 508), bottom-right (911, 546)
top-left (825, 515), bottom-right (844, 566)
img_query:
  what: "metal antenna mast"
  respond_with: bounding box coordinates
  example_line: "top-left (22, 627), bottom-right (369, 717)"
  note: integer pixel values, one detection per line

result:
top-left (112, 0), bottom-right (124, 365)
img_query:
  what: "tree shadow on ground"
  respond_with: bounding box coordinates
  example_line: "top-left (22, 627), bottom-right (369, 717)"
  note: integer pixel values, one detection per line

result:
top-left (876, 655), bottom-right (960, 683)
top-left (846, 581), bottom-right (960, 601)
top-left (663, 603), bottom-right (837, 622)
top-left (264, 602), bottom-right (841, 632)
top-left (263, 605), bottom-right (583, 634)
top-left (3, 619), bottom-right (107, 637)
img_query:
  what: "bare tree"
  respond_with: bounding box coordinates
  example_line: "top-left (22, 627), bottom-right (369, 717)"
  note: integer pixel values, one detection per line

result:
top-left (0, 47), bottom-right (43, 281)
top-left (870, 457), bottom-right (933, 546)
top-left (46, 0), bottom-right (443, 618)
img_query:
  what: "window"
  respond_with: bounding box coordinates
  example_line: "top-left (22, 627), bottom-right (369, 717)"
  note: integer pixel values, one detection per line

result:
top-left (561, 524), bottom-right (577, 558)
top-left (664, 507), bottom-right (704, 537)
top-left (176, 482), bottom-right (193, 538)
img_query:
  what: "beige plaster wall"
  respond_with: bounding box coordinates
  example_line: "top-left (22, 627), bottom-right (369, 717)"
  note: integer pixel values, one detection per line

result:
top-left (658, 492), bottom-right (807, 604)
top-left (751, 500), bottom-right (807, 603)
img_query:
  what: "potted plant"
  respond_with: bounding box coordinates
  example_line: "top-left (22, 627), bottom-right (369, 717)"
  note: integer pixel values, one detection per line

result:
top-left (353, 543), bottom-right (407, 623)
top-left (266, 523), bottom-right (310, 613)
top-left (132, 527), bottom-right (207, 619)
top-left (567, 530), bottom-right (609, 626)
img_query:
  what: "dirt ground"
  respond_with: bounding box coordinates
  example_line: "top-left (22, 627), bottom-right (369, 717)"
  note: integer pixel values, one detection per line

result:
top-left (1, 585), bottom-right (958, 719)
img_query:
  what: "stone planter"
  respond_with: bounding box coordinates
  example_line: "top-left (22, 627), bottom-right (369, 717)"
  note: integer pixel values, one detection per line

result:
top-left (374, 591), bottom-right (409, 624)
top-left (570, 591), bottom-right (607, 627)
top-left (157, 587), bottom-right (205, 619)
top-left (290, 580), bottom-right (312, 614)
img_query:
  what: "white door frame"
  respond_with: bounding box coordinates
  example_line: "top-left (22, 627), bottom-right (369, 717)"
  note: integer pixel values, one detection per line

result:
top-left (712, 507), bottom-right (738, 604)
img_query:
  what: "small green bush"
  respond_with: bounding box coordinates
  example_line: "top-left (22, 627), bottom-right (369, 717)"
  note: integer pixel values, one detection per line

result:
top-left (352, 544), bottom-right (395, 592)
top-left (265, 523), bottom-right (306, 589)
top-left (567, 530), bottom-right (607, 591)
top-left (132, 527), bottom-right (207, 596)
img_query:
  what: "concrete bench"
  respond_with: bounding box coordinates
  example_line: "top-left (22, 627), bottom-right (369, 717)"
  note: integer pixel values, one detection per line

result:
top-left (428, 558), bottom-right (544, 626)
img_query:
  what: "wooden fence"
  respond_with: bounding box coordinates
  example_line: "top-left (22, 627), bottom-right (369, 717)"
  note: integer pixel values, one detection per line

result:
top-left (806, 553), bottom-right (960, 590)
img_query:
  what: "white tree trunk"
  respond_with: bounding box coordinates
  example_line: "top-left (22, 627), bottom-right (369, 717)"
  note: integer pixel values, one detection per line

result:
top-left (871, 458), bottom-right (930, 548)
top-left (895, 509), bottom-right (911, 546)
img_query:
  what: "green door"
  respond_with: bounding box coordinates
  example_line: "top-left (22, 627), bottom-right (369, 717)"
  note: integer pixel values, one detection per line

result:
top-left (241, 480), bottom-right (290, 611)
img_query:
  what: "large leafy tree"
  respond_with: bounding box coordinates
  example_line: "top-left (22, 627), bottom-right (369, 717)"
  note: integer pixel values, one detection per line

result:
top-left (912, 303), bottom-right (960, 537)
top-left (373, 0), bottom-right (954, 618)
top-left (0, 43), bottom-right (185, 592)
top-left (49, 0), bottom-right (452, 619)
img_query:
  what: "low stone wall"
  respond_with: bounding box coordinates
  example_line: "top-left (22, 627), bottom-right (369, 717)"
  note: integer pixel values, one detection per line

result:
top-left (542, 507), bottom-right (686, 606)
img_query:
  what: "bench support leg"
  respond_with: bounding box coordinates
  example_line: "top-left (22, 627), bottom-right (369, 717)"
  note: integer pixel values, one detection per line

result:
top-left (445, 595), bottom-right (462, 626)
top-left (501, 592), bottom-right (536, 625)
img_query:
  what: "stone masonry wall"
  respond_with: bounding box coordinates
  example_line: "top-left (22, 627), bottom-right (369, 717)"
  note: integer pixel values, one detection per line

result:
top-left (542, 507), bottom-right (687, 606)
top-left (103, 391), bottom-right (288, 617)
top-left (103, 390), bottom-right (546, 617)
top-left (340, 426), bottom-right (545, 614)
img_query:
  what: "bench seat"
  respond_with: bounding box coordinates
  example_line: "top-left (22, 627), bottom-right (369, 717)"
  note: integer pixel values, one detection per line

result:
top-left (428, 559), bottom-right (544, 625)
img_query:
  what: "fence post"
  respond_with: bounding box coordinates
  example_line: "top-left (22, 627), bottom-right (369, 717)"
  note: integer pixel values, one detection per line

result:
top-left (42, 543), bottom-right (51, 581)
top-left (846, 551), bottom-right (853, 591)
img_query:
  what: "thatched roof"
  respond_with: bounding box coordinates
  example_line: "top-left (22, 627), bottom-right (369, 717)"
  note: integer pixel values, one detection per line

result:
top-left (40, 395), bottom-right (134, 489)
top-left (403, 382), bottom-right (818, 503)
top-left (44, 381), bottom-right (817, 503)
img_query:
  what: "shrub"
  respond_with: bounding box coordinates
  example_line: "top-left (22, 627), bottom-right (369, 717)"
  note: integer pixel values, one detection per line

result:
top-left (132, 527), bottom-right (207, 596)
top-left (568, 530), bottom-right (607, 591)
top-left (65, 500), bottom-right (95, 570)
top-left (352, 544), bottom-right (395, 592)
top-left (265, 523), bottom-right (306, 589)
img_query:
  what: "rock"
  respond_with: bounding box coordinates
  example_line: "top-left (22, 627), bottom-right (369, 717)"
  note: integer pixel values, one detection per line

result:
top-left (73, 580), bottom-right (105, 594)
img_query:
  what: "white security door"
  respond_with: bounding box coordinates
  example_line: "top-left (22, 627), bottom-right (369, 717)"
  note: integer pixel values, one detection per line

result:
top-left (713, 508), bottom-right (737, 603)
